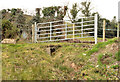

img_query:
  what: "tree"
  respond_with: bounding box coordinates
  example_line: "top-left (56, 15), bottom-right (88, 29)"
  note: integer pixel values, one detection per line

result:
top-left (2, 20), bottom-right (19, 39)
top-left (1, 9), bottom-right (7, 19)
top-left (10, 8), bottom-right (17, 16)
top-left (56, 6), bottom-right (68, 20)
top-left (36, 8), bottom-right (41, 17)
top-left (1, 9), bottom-right (6, 14)
top-left (70, 3), bottom-right (79, 20)
top-left (42, 6), bottom-right (56, 17)
top-left (42, 6), bottom-right (68, 21)
top-left (30, 8), bottom-right (41, 23)
top-left (80, 1), bottom-right (92, 17)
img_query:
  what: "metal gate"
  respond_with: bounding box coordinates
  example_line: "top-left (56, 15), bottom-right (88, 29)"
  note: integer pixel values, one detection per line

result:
top-left (34, 14), bottom-right (98, 44)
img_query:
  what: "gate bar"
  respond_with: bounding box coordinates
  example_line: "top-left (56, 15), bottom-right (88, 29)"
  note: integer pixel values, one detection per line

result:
top-left (35, 22), bottom-right (37, 43)
top-left (94, 14), bottom-right (98, 44)
top-left (50, 22), bottom-right (52, 41)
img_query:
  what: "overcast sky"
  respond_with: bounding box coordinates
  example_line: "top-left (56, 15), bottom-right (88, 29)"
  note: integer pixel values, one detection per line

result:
top-left (0, 0), bottom-right (119, 21)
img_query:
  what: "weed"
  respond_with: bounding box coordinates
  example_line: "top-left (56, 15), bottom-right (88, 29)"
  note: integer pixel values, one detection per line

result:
top-left (86, 38), bottom-right (117, 56)
top-left (111, 65), bottom-right (119, 69)
top-left (115, 50), bottom-right (120, 61)
top-left (98, 54), bottom-right (104, 65)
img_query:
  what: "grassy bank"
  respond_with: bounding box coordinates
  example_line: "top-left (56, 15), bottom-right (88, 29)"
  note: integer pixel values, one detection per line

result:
top-left (2, 38), bottom-right (119, 80)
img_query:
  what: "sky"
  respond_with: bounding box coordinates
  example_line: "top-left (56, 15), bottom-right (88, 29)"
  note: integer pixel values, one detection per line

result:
top-left (0, 0), bottom-right (119, 21)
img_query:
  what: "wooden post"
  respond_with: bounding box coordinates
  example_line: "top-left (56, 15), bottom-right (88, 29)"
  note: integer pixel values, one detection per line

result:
top-left (73, 24), bottom-right (75, 41)
top-left (117, 23), bottom-right (119, 40)
top-left (94, 14), bottom-right (98, 44)
top-left (103, 20), bottom-right (106, 42)
top-left (32, 24), bottom-right (35, 43)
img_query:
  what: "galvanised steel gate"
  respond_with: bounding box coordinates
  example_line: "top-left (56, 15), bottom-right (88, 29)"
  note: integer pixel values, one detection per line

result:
top-left (34, 14), bottom-right (98, 44)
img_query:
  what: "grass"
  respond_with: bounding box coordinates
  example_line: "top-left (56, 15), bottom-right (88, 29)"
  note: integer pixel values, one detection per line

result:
top-left (2, 37), bottom-right (119, 80)
top-left (115, 50), bottom-right (120, 61)
top-left (85, 38), bottom-right (117, 56)
top-left (97, 54), bottom-right (104, 65)
top-left (97, 53), bottom-right (113, 66)
top-left (111, 65), bottom-right (119, 69)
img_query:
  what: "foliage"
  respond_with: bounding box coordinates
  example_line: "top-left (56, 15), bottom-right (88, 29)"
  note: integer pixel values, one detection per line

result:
top-left (115, 50), bottom-right (120, 61)
top-left (2, 38), bottom-right (118, 80)
top-left (42, 6), bottom-right (56, 17)
top-left (70, 3), bottom-right (79, 20)
top-left (1, 9), bottom-right (7, 14)
top-left (1, 8), bottom-right (32, 40)
top-left (80, 1), bottom-right (92, 17)
top-left (111, 65), bottom-right (119, 69)
top-left (97, 53), bottom-right (112, 66)
top-left (97, 15), bottom-right (118, 38)
top-left (86, 38), bottom-right (117, 56)
top-left (2, 20), bottom-right (19, 39)
top-left (30, 14), bottom-right (41, 24)
top-left (10, 8), bottom-right (17, 16)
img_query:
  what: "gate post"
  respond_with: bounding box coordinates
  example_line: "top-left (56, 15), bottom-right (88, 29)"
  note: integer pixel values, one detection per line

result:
top-left (73, 23), bottom-right (75, 41)
top-left (32, 24), bottom-right (35, 43)
top-left (94, 14), bottom-right (98, 44)
top-left (34, 22), bottom-right (37, 43)
top-left (81, 18), bottom-right (83, 37)
top-left (65, 22), bottom-right (67, 39)
top-left (50, 22), bottom-right (52, 41)
top-left (103, 20), bottom-right (106, 42)
top-left (117, 23), bottom-right (119, 40)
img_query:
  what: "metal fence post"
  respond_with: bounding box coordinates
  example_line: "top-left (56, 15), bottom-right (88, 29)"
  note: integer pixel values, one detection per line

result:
top-left (50, 22), bottom-right (52, 41)
top-left (94, 14), bottom-right (98, 44)
top-left (65, 22), bottom-right (67, 39)
top-left (73, 23), bottom-right (75, 41)
top-left (81, 18), bottom-right (83, 37)
top-left (35, 22), bottom-right (37, 43)
top-left (117, 23), bottom-right (119, 40)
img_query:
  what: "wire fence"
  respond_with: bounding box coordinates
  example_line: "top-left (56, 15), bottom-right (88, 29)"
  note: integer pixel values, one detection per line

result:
top-left (97, 28), bottom-right (119, 38)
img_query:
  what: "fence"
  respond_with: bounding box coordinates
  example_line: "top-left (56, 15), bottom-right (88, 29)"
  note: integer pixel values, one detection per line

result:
top-left (97, 19), bottom-right (120, 42)
top-left (32, 14), bottom-right (98, 44)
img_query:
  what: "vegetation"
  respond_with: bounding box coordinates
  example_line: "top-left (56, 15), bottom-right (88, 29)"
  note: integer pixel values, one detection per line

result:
top-left (1, 0), bottom-right (119, 80)
top-left (85, 38), bottom-right (117, 56)
top-left (2, 20), bottom-right (19, 39)
top-left (0, 0), bottom-right (118, 40)
top-left (2, 38), bottom-right (119, 80)
top-left (115, 50), bottom-right (120, 61)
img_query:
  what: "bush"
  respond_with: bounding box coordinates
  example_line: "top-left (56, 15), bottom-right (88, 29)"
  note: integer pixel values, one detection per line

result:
top-left (2, 20), bottom-right (19, 39)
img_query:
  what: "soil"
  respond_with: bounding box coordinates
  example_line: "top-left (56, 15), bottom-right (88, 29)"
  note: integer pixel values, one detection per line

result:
top-left (89, 42), bottom-right (119, 66)
top-left (60, 39), bottom-right (95, 43)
